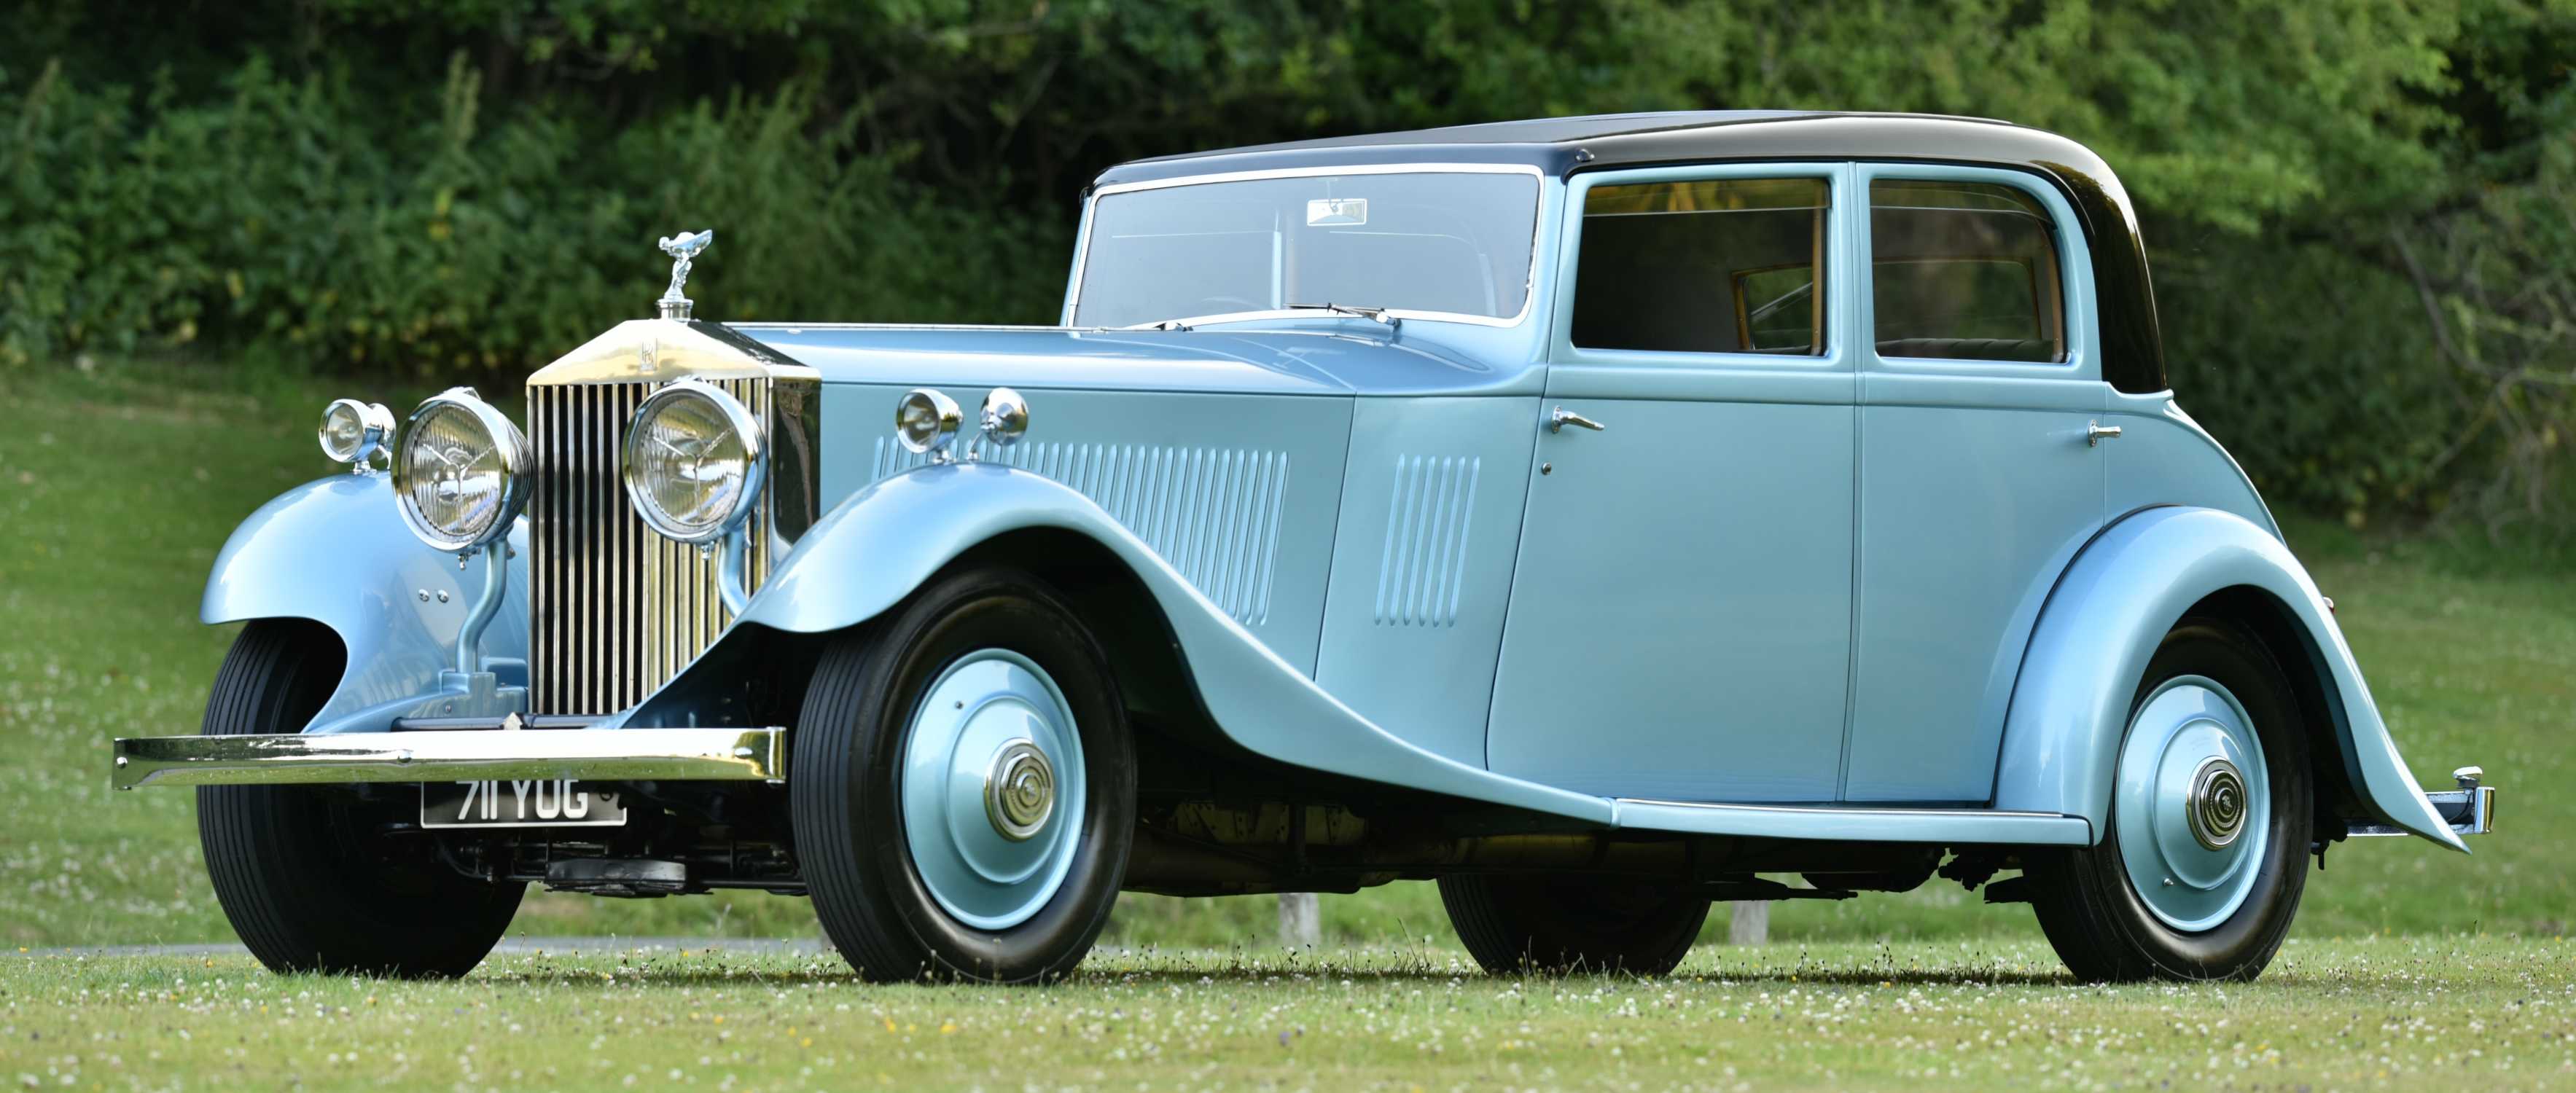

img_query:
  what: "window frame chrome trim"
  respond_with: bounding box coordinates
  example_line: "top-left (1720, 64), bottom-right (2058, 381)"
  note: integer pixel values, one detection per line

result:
top-left (1852, 160), bottom-right (2101, 381)
top-left (1546, 161), bottom-right (1855, 373)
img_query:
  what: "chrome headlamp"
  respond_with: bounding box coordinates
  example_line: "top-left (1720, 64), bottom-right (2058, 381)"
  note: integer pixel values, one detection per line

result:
top-left (895, 388), bottom-right (962, 460)
top-left (394, 388), bottom-right (531, 553)
top-left (623, 377), bottom-right (766, 544)
top-left (319, 398), bottom-right (397, 471)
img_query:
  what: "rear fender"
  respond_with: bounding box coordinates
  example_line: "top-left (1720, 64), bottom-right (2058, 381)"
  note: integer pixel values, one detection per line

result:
top-left (1995, 506), bottom-right (2464, 850)
top-left (202, 474), bottom-right (530, 734)
top-left (616, 463), bottom-right (1615, 825)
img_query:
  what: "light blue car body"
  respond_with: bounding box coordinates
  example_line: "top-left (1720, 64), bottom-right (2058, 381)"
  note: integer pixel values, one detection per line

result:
top-left (203, 138), bottom-right (2466, 853)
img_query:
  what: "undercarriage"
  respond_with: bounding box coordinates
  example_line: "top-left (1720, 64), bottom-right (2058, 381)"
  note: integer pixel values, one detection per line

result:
top-left (375, 773), bottom-right (1978, 905)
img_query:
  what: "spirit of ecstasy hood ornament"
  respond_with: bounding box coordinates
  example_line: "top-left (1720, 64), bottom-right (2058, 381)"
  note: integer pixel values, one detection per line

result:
top-left (655, 229), bottom-right (714, 320)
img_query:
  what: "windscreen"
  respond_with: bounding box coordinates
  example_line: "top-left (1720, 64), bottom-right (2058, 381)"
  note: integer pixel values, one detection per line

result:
top-left (1072, 171), bottom-right (1542, 328)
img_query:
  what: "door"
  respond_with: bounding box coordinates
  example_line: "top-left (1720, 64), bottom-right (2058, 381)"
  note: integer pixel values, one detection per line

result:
top-left (1486, 165), bottom-right (1859, 803)
top-left (1841, 166), bottom-right (2110, 802)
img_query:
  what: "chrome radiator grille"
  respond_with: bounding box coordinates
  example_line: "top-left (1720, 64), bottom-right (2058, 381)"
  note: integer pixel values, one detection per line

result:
top-left (526, 377), bottom-right (817, 716)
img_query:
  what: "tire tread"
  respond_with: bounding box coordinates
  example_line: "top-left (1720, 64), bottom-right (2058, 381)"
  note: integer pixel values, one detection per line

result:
top-left (198, 620), bottom-right (522, 978)
top-left (2025, 617), bottom-right (2312, 983)
top-left (792, 567), bottom-right (1133, 984)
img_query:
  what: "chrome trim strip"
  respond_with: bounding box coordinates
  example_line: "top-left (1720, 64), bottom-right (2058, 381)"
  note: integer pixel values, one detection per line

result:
top-left (727, 322), bottom-right (1099, 333)
top-left (1067, 163), bottom-right (1548, 331)
top-left (1614, 798), bottom-right (2095, 845)
top-left (1090, 161), bottom-right (1547, 197)
top-left (111, 728), bottom-right (786, 789)
top-left (1619, 798), bottom-right (2079, 818)
top-left (1115, 306), bottom-right (1529, 331)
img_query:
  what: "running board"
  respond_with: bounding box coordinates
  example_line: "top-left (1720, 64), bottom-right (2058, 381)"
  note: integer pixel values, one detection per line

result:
top-left (111, 728), bottom-right (785, 790)
top-left (1613, 799), bottom-right (2093, 845)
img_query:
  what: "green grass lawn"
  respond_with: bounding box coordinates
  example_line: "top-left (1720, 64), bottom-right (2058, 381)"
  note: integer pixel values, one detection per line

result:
top-left (0, 361), bottom-right (2569, 955)
top-left (4, 939), bottom-right (2571, 1090)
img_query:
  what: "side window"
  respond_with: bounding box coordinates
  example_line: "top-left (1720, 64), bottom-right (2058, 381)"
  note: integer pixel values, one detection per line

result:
top-left (1571, 178), bottom-right (1828, 355)
top-left (1870, 179), bottom-right (2066, 363)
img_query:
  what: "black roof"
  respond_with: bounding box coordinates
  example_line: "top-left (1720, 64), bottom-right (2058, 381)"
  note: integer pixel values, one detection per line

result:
top-left (1114, 110), bottom-right (1835, 161)
top-left (1094, 111), bottom-right (2167, 394)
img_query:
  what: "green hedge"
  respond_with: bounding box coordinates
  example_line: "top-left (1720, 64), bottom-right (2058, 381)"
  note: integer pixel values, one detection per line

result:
top-left (0, 56), bottom-right (1063, 377)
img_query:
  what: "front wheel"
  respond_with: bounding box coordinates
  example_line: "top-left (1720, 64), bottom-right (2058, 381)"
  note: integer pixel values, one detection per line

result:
top-left (791, 566), bottom-right (1136, 982)
top-left (2026, 618), bottom-right (2314, 982)
top-left (198, 620), bottom-right (525, 978)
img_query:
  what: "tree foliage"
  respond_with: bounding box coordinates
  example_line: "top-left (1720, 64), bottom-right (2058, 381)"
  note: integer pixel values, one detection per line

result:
top-left (2, 0), bottom-right (2570, 525)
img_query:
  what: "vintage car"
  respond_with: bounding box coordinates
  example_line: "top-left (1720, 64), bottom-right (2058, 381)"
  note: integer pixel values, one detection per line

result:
top-left (113, 111), bottom-right (2494, 984)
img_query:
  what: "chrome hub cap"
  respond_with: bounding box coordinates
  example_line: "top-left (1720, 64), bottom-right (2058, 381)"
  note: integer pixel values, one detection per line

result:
top-left (899, 650), bottom-right (1085, 931)
top-left (984, 739), bottom-right (1055, 841)
top-left (2185, 756), bottom-right (2248, 850)
top-left (2115, 676), bottom-right (2271, 931)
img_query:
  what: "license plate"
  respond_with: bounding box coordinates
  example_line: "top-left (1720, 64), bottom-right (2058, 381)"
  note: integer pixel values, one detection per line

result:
top-left (421, 780), bottom-right (628, 828)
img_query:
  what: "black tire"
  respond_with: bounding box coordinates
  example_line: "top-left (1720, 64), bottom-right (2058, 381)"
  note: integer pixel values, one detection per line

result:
top-left (1439, 874), bottom-right (1709, 976)
top-left (198, 619), bottom-right (524, 978)
top-left (791, 566), bottom-right (1136, 983)
top-left (2026, 617), bottom-right (2314, 982)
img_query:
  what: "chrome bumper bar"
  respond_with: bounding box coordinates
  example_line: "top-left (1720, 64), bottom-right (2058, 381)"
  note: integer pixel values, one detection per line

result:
top-left (111, 727), bottom-right (786, 790)
top-left (2348, 766), bottom-right (2496, 838)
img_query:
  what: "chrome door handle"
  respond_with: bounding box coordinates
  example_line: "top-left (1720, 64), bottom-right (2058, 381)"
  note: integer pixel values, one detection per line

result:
top-left (2086, 420), bottom-right (2122, 447)
top-left (1549, 407), bottom-right (1607, 434)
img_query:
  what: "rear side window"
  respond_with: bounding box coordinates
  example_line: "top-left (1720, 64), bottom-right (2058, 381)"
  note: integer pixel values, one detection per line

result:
top-left (1870, 180), bottom-right (2066, 363)
top-left (1571, 178), bottom-right (1828, 355)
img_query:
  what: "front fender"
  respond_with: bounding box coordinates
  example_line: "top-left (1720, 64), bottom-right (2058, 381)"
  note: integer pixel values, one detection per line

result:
top-left (1994, 506), bottom-right (2463, 850)
top-left (641, 462), bottom-right (1614, 824)
top-left (203, 474), bottom-right (529, 734)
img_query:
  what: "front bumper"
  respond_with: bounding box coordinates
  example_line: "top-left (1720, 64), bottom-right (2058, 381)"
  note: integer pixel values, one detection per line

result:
top-left (2347, 766), bottom-right (2496, 839)
top-left (110, 726), bottom-right (786, 790)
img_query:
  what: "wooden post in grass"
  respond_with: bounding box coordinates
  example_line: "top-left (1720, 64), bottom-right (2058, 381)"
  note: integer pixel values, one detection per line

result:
top-left (1729, 900), bottom-right (1769, 945)
top-left (1278, 892), bottom-right (1320, 949)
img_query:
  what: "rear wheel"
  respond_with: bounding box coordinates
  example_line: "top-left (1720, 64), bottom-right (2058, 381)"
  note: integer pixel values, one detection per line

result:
top-left (1439, 874), bottom-right (1709, 976)
top-left (792, 567), bottom-right (1136, 982)
top-left (2026, 617), bottom-right (2313, 982)
top-left (198, 620), bottom-right (524, 978)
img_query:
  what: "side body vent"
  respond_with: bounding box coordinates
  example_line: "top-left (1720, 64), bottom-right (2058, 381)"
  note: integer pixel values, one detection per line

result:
top-left (1373, 455), bottom-right (1480, 627)
top-left (870, 438), bottom-right (1289, 624)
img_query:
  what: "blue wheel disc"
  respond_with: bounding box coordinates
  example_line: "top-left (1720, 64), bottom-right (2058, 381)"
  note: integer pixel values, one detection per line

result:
top-left (898, 649), bottom-right (1086, 931)
top-left (2115, 675), bottom-right (2271, 932)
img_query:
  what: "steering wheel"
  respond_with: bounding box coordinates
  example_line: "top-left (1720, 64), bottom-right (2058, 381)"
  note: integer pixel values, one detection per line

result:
top-left (1193, 295), bottom-right (1262, 314)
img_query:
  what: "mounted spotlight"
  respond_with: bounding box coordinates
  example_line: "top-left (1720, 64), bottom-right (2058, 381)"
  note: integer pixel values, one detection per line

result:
top-left (980, 388), bottom-right (1030, 450)
top-left (318, 398), bottom-right (397, 474)
top-left (895, 388), bottom-right (963, 462)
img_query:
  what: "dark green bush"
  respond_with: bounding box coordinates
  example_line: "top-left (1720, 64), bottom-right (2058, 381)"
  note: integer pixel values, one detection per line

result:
top-left (2160, 232), bottom-right (2472, 523)
top-left (0, 55), bottom-right (1062, 377)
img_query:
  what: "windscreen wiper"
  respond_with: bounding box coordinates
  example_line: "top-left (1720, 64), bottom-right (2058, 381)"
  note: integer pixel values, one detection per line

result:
top-left (1284, 302), bottom-right (1400, 330)
top-left (1123, 302), bottom-right (1400, 334)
